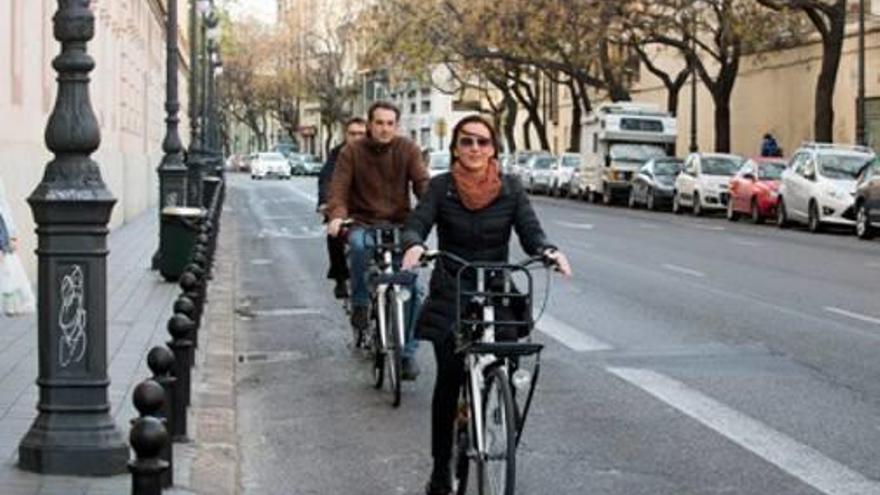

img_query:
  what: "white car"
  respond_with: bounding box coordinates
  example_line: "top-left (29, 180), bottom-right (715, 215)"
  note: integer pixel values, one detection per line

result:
top-left (524, 155), bottom-right (556, 194)
top-left (673, 153), bottom-right (744, 215)
top-left (251, 152), bottom-right (291, 180)
top-left (777, 143), bottom-right (874, 232)
top-left (428, 151), bottom-right (451, 178)
top-left (550, 153), bottom-right (580, 197)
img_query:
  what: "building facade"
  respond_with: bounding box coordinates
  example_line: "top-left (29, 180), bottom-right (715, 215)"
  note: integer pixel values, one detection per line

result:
top-left (1, 0), bottom-right (190, 276)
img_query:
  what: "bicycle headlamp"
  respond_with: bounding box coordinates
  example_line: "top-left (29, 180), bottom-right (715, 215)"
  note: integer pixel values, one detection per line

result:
top-left (512, 369), bottom-right (532, 390)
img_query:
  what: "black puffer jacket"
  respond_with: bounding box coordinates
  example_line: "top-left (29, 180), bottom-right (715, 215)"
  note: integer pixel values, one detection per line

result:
top-left (402, 172), bottom-right (554, 342)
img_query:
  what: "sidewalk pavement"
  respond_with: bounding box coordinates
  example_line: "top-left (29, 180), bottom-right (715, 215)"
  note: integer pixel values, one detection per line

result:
top-left (0, 207), bottom-right (240, 494)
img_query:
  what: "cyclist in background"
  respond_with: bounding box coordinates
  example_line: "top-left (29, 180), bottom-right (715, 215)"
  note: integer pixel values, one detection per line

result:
top-left (317, 117), bottom-right (367, 299)
top-left (400, 115), bottom-right (571, 494)
top-left (327, 101), bottom-right (429, 380)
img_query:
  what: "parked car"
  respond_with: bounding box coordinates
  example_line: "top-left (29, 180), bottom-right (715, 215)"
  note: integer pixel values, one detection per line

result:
top-left (251, 152), bottom-right (291, 180)
top-left (855, 155), bottom-right (880, 239)
top-left (777, 143), bottom-right (874, 232)
top-left (550, 153), bottom-right (580, 197)
top-left (513, 150), bottom-right (548, 181)
top-left (301, 154), bottom-right (323, 176)
top-left (524, 154), bottom-right (556, 194)
top-left (726, 157), bottom-right (787, 223)
top-left (628, 157), bottom-right (683, 210)
top-left (673, 153), bottom-right (744, 215)
top-left (428, 151), bottom-right (451, 177)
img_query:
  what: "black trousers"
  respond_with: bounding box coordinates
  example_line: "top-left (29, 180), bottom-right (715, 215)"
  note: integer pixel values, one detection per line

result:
top-left (325, 234), bottom-right (349, 281)
top-left (431, 335), bottom-right (466, 461)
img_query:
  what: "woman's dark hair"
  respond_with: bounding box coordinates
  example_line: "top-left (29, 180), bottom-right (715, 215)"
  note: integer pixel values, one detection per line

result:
top-left (449, 114), bottom-right (500, 160)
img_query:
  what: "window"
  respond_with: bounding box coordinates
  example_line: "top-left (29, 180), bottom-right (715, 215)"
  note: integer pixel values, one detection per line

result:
top-left (410, 130), bottom-right (417, 141)
top-left (420, 128), bottom-right (431, 147)
top-left (592, 133), bottom-right (598, 153)
top-left (421, 100), bottom-right (431, 113)
top-left (410, 102), bottom-right (417, 114)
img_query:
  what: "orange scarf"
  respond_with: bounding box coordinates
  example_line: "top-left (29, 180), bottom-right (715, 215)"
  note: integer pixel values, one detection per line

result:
top-left (452, 158), bottom-right (502, 211)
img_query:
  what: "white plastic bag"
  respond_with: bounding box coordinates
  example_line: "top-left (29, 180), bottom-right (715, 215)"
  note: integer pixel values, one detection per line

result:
top-left (0, 252), bottom-right (35, 315)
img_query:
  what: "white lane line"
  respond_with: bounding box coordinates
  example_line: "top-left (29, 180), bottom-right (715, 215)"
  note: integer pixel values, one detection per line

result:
top-left (555, 220), bottom-right (594, 230)
top-left (536, 314), bottom-right (613, 352)
top-left (692, 224), bottom-right (725, 231)
top-left (250, 259), bottom-right (273, 265)
top-left (608, 367), bottom-right (880, 495)
top-left (824, 307), bottom-right (880, 326)
top-left (732, 238), bottom-right (761, 247)
top-left (253, 308), bottom-right (323, 317)
top-left (662, 264), bottom-right (706, 278)
top-left (639, 223), bottom-right (661, 230)
top-left (286, 182), bottom-right (318, 204)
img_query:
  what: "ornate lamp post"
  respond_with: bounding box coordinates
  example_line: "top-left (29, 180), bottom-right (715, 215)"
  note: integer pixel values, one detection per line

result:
top-left (186, 0), bottom-right (210, 206)
top-left (18, 0), bottom-right (128, 474)
top-left (153, 0), bottom-right (188, 270)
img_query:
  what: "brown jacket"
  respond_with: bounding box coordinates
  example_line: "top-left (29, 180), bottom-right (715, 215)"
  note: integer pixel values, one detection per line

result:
top-left (327, 136), bottom-right (429, 224)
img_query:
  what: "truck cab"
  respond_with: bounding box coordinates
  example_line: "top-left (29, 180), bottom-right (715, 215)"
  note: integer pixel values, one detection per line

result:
top-left (577, 102), bottom-right (677, 204)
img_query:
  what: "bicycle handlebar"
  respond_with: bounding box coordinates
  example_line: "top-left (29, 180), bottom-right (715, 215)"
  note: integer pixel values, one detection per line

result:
top-left (418, 249), bottom-right (559, 271)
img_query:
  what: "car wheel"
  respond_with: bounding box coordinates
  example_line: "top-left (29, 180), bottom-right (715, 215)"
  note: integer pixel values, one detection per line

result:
top-left (726, 198), bottom-right (738, 222)
top-left (628, 188), bottom-right (637, 209)
top-left (807, 200), bottom-right (822, 233)
top-left (672, 192), bottom-right (681, 214)
top-left (602, 184), bottom-right (612, 205)
top-left (693, 192), bottom-right (703, 216)
top-left (646, 188), bottom-right (656, 211)
top-left (856, 202), bottom-right (875, 240)
top-left (776, 197), bottom-right (788, 228)
top-left (750, 198), bottom-right (763, 224)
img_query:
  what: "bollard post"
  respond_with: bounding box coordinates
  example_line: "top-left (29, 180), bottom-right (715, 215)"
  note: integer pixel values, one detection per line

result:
top-left (167, 314), bottom-right (194, 430)
top-left (146, 348), bottom-right (176, 488)
top-left (129, 380), bottom-right (169, 495)
top-left (180, 271), bottom-right (203, 327)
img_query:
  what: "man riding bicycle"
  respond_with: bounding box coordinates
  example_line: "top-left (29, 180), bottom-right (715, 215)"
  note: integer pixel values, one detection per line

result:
top-left (327, 101), bottom-right (430, 380)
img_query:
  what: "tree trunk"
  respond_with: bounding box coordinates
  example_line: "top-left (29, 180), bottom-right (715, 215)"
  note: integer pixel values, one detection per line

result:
top-left (522, 116), bottom-right (532, 150)
top-left (503, 92), bottom-right (518, 153)
top-left (815, 23), bottom-right (844, 142)
top-left (567, 80), bottom-right (582, 152)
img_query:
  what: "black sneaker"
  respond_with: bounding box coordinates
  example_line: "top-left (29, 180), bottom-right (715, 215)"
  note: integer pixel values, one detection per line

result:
top-left (333, 279), bottom-right (348, 299)
top-left (350, 305), bottom-right (369, 330)
top-left (401, 356), bottom-right (420, 381)
top-left (425, 464), bottom-right (451, 495)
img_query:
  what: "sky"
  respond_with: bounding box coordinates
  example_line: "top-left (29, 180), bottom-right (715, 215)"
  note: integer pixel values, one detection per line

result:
top-left (223, 0), bottom-right (277, 24)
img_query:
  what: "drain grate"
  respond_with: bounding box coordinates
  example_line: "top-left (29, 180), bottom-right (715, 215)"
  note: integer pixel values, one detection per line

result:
top-left (237, 350), bottom-right (306, 364)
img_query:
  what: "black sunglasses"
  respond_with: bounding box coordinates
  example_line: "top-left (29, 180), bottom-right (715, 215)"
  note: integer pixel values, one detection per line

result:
top-left (457, 136), bottom-right (493, 148)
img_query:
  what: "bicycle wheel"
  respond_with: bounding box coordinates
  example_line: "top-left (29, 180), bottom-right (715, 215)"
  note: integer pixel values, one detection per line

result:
top-left (371, 304), bottom-right (384, 389)
top-left (478, 367), bottom-right (516, 495)
top-left (385, 295), bottom-right (402, 407)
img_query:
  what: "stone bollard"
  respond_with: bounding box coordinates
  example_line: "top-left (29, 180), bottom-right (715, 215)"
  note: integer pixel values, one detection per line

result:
top-left (179, 271), bottom-right (202, 323)
top-left (167, 314), bottom-right (195, 426)
top-left (146, 348), bottom-right (176, 488)
top-left (129, 380), bottom-right (169, 495)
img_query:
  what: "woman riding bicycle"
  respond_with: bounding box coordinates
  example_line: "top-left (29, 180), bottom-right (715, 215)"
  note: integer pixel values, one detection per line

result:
top-left (400, 115), bottom-right (572, 495)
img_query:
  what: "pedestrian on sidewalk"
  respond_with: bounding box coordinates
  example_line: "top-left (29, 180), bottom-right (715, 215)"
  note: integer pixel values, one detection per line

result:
top-left (326, 101), bottom-right (430, 380)
top-left (317, 117), bottom-right (367, 299)
top-left (760, 132), bottom-right (782, 157)
top-left (0, 176), bottom-right (35, 316)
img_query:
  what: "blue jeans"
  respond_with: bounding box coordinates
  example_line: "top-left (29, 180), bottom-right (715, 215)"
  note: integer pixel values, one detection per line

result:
top-left (348, 227), bottom-right (421, 358)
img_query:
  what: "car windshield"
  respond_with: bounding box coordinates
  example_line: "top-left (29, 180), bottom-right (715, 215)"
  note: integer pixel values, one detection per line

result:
top-left (533, 157), bottom-right (555, 170)
top-left (517, 152), bottom-right (542, 165)
top-left (654, 160), bottom-right (682, 175)
top-left (609, 144), bottom-right (667, 163)
top-left (818, 154), bottom-right (871, 179)
top-left (562, 156), bottom-right (579, 168)
top-left (260, 153), bottom-right (286, 162)
top-left (702, 156), bottom-right (742, 176)
top-left (429, 153), bottom-right (450, 170)
top-left (758, 161), bottom-right (786, 180)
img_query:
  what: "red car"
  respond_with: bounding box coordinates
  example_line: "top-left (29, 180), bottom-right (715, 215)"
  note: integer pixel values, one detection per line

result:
top-left (726, 157), bottom-right (787, 223)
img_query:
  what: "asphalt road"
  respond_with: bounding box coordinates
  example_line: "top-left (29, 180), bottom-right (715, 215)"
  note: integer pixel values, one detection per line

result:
top-left (227, 173), bottom-right (880, 495)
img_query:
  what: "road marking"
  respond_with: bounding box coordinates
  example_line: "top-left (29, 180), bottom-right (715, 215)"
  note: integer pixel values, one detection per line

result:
top-left (691, 224), bottom-right (725, 231)
top-left (252, 308), bottom-right (323, 317)
top-left (639, 223), bottom-right (661, 230)
top-left (286, 182), bottom-right (318, 204)
top-left (555, 220), bottom-right (594, 230)
top-left (536, 314), bottom-right (612, 352)
top-left (732, 238), bottom-right (761, 247)
top-left (662, 264), bottom-right (706, 278)
top-left (608, 367), bottom-right (880, 495)
top-left (250, 259), bottom-right (273, 266)
top-left (824, 307), bottom-right (880, 326)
